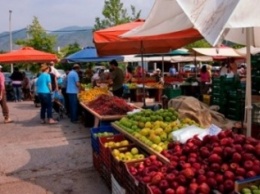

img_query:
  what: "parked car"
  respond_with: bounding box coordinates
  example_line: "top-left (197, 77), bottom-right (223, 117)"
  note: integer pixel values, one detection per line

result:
top-left (183, 64), bottom-right (196, 72)
top-left (57, 69), bottom-right (66, 79)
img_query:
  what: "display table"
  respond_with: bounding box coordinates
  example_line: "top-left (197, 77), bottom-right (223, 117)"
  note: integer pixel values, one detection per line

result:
top-left (80, 102), bottom-right (140, 127)
top-left (129, 87), bottom-right (163, 102)
top-left (112, 122), bottom-right (170, 164)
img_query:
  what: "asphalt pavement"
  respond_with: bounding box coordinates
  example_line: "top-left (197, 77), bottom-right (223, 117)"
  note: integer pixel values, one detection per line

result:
top-left (0, 101), bottom-right (109, 194)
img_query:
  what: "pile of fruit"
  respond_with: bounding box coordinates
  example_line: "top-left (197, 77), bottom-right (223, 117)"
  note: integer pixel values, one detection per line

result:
top-left (88, 94), bottom-right (134, 115)
top-left (112, 147), bottom-right (145, 162)
top-left (104, 139), bottom-right (130, 148)
top-left (116, 109), bottom-right (198, 152)
top-left (93, 131), bottom-right (115, 138)
top-left (127, 130), bottom-right (260, 193)
top-left (78, 87), bottom-right (110, 103)
top-left (240, 185), bottom-right (260, 194)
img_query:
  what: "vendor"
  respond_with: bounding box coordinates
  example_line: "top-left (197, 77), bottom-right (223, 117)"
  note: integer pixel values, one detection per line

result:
top-left (109, 59), bottom-right (124, 97)
top-left (154, 68), bottom-right (164, 84)
top-left (169, 64), bottom-right (177, 76)
top-left (125, 66), bottom-right (133, 83)
top-left (200, 65), bottom-right (211, 95)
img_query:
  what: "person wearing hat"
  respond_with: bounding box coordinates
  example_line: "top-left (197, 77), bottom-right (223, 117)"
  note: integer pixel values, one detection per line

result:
top-left (0, 65), bottom-right (13, 123)
top-left (66, 64), bottom-right (81, 123)
top-left (36, 63), bottom-right (57, 124)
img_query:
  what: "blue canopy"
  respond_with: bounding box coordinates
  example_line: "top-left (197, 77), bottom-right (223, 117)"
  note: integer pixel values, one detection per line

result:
top-left (64, 46), bottom-right (124, 63)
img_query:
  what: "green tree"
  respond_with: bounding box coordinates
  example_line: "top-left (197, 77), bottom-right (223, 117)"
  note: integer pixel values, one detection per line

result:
top-left (185, 39), bottom-right (211, 50)
top-left (94, 0), bottom-right (141, 31)
top-left (16, 17), bottom-right (56, 53)
top-left (61, 42), bottom-right (81, 57)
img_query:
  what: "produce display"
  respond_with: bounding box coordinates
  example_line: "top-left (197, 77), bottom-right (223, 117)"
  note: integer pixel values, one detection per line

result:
top-left (127, 129), bottom-right (260, 194)
top-left (127, 82), bottom-right (163, 89)
top-left (93, 131), bottom-right (115, 138)
top-left (104, 139), bottom-right (130, 148)
top-left (87, 94), bottom-right (134, 115)
top-left (112, 146), bottom-right (145, 162)
top-left (78, 87), bottom-right (110, 103)
top-left (116, 108), bottom-right (198, 152)
top-left (240, 185), bottom-right (260, 194)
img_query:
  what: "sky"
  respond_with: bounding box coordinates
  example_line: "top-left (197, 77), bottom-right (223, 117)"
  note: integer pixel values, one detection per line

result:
top-left (0, 0), bottom-right (155, 32)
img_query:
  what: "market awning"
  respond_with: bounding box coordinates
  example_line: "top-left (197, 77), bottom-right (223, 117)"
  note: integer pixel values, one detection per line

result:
top-left (0, 47), bottom-right (58, 63)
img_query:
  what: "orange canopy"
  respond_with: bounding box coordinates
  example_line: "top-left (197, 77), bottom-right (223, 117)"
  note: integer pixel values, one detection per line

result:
top-left (93, 20), bottom-right (202, 56)
top-left (0, 47), bottom-right (58, 63)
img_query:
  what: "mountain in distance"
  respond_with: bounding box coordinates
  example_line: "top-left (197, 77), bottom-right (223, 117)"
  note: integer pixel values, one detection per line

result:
top-left (0, 26), bottom-right (94, 52)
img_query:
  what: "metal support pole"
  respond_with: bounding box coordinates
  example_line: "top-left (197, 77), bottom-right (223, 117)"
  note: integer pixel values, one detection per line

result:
top-left (9, 10), bottom-right (13, 73)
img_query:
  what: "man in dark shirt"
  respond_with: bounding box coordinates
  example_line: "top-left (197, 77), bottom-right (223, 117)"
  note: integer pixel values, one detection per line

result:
top-left (109, 59), bottom-right (124, 97)
top-left (10, 67), bottom-right (23, 102)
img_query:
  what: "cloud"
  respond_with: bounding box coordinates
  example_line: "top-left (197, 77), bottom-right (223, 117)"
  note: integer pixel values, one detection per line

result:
top-left (0, 0), bottom-right (154, 32)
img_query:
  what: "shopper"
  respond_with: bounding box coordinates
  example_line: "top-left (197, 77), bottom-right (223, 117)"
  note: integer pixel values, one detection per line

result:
top-left (22, 72), bottom-right (31, 100)
top-left (0, 65), bottom-right (13, 123)
top-left (36, 63), bottom-right (57, 124)
top-left (66, 64), bottom-right (81, 123)
top-left (169, 64), bottom-right (177, 76)
top-left (10, 67), bottom-right (23, 102)
top-left (200, 65), bottom-right (211, 95)
top-left (109, 59), bottom-right (124, 97)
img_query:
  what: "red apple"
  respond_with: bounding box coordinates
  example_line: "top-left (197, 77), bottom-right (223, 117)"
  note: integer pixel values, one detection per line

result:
top-left (232, 153), bottom-right (242, 163)
top-left (255, 144), bottom-right (260, 156)
top-left (142, 175), bottom-right (151, 183)
top-left (233, 144), bottom-right (243, 152)
top-left (182, 168), bottom-right (195, 179)
top-left (175, 186), bottom-right (186, 194)
top-left (189, 182), bottom-right (198, 191)
top-left (212, 147), bottom-right (223, 155)
top-left (246, 170), bottom-right (256, 178)
top-left (252, 164), bottom-right (260, 174)
top-left (233, 134), bottom-right (246, 144)
top-left (197, 169), bottom-right (205, 175)
top-left (208, 154), bottom-right (222, 163)
top-left (192, 162), bottom-right (201, 170)
top-left (149, 155), bottom-right (157, 161)
top-left (206, 171), bottom-right (215, 178)
top-left (207, 177), bottom-right (217, 188)
top-left (215, 174), bottom-right (224, 183)
top-left (159, 179), bottom-right (169, 191)
top-left (243, 144), bottom-right (255, 153)
top-left (197, 175), bottom-right (207, 184)
top-left (245, 137), bottom-right (258, 145)
top-left (223, 179), bottom-right (234, 192)
top-left (235, 176), bottom-right (244, 181)
top-left (188, 157), bottom-right (197, 163)
top-left (144, 158), bottom-right (152, 166)
top-left (166, 173), bottom-right (176, 182)
top-left (230, 163), bottom-right (238, 170)
top-left (189, 153), bottom-right (197, 158)
top-left (165, 188), bottom-right (175, 194)
top-left (210, 163), bottom-right (220, 172)
top-left (244, 160), bottom-right (254, 170)
top-left (224, 171), bottom-right (235, 180)
top-left (197, 183), bottom-right (210, 194)
top-left (177, 174), bottom-right (187, 185)
top-left (200, 147), bottom-right (210, 158)
top-left (236, 167), bottom-right (246, 176)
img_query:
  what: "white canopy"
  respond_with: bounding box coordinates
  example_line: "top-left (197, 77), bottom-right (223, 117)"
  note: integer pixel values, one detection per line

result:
top-left (235, 46), bottom-right (260, 56)
top-left (193, 48), bottom-right (241, 57)
top-left (171, 56), bottom-right (213, 63)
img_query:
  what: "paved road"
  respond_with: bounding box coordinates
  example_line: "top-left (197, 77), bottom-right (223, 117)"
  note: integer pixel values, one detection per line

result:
top-left (0, 101), bottom-right (109, 194)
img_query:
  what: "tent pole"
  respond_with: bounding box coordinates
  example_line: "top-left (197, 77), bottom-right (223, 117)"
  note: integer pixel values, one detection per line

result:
top-left (245, 28), bottom-right (252, 137)
top-left (141, 40), bottom-right (146, 108)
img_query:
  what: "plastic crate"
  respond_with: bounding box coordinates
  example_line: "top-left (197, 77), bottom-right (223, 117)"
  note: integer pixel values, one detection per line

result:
top-left (252, 103), bottom-right (260, 125)
top-left (111, 145), bottom-right (147, 188)
top-left (252, 124), bottom-right (260, 140)
top-left (163, 88), bottom-right (182, 99)
top-left (112, 175), bottom-right (126, 194)
top-left (235, 176), bottom-right (260, 193)
top-left (92, 152), bottom-right (101, 173)
top-left (99, 134), bottom-right (126, 169)
top-left (100, 163), bottom-right (111, 190)
top-left (90, 126), bottom-right (119, 154)
top-left (124, 160), bottom-right (148, 194)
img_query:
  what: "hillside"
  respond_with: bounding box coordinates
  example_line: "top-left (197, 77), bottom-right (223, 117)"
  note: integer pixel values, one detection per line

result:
top-left (0, 26), bottom-right (94, 52)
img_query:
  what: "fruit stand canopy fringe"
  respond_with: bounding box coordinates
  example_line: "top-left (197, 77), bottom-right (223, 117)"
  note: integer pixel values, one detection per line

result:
top-left (0, 47), bottom-right (58, 63)
top-left (93, 19), bottom-right (202, 56)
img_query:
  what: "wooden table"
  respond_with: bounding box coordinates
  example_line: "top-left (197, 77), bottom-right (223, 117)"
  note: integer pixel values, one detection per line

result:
top-left (80, 102), bottom-right (140, 127)
top-left (112, 123), bottom-right (170, 164)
